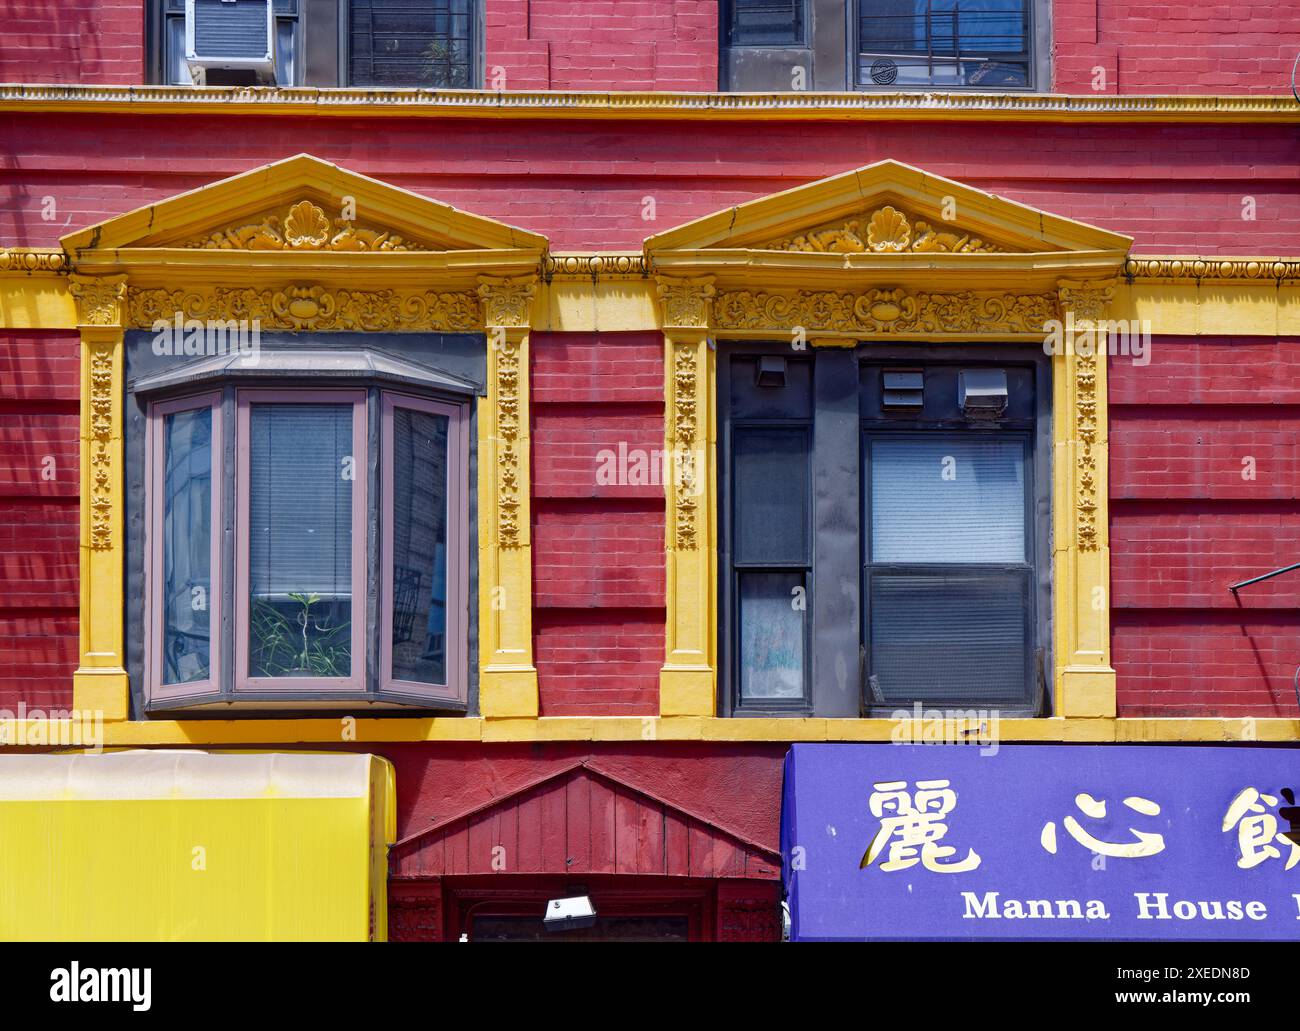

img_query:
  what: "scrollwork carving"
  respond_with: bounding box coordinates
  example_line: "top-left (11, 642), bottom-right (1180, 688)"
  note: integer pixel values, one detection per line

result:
top-left (128, 284), bottom-right (480, 332)
top-left (713, 286), bottom-right (1057, 336)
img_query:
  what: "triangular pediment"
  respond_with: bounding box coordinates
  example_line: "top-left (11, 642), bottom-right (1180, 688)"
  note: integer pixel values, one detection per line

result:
top-left (62, 153), bottom-right (547, 257)
top-left (645, 159), bottom-right (1131, 257)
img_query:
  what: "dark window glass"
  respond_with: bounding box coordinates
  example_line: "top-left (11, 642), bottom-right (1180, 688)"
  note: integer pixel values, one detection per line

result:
top-left (727, 410), bottom-right (811, 710)
top-left (161, 407), bottom-right (213, 685)
top-left (733, 428), bottom-right (810, 565)
top-left (856, 0), bottom-right (1031, 88)
top-left (725, 0), bottom-right (805, 46)
top-left (247, 403), bottom-right (355, 679)
top-left (349, 0), bottom-right (475, 87)
top-left (390, 406), bottom-right (450, 685)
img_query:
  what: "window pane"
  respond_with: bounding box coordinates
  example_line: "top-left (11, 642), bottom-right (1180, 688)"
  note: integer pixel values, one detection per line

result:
top-left (161, 408), bottom-right (213, 685)
top-left (164, 15), bottom-right (188, 85)
top-left (738, 572), bottom-right (806, 702)
top-left (274, 18), bottom-right (296, 85)
top-left (733, 428), bottom-right (809, 565)
top-left (248, 404), bottom-right (354, 679)
top-left (869, 571), bottom-right (1028, 705)
top-left (857, 0), bottom-right (1029, 87)
top-left (870, 437), bottom-right (1025, 562)
top-left (726, 0), bottom-right (804, 46)
top-left (390, 407), bottom-right (450, 685)
top-left (349, 0), bottom-right (474, 87)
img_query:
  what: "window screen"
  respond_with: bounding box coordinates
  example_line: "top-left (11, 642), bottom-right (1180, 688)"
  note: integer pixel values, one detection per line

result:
top-left (349, 0), bottom-right (476, 87)
top-left (725, 0), bottom-right (805, 46)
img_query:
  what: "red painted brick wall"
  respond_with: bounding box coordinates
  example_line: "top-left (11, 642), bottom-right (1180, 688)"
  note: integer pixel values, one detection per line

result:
top-left (2, 114), bottom-right (1297, 253)
top-left (0, 0), bottom-right (142, 85)
top-left (0, 1), bottom-right (1295, 95)
top-left (1055, 0), bottom-right (1300, 94)
top-left (1109, 336), bottom-right (1300, 717)
top-left (485, 0), bottom-right (716, 91)
top-left (530, 331), bottom-right (665, 715)
top-left (0, 332), bottom-right (79, 711)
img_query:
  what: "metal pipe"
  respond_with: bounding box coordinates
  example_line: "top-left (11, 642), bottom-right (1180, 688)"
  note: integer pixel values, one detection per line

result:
top-left (1228, 560), bottom-right (1300, 593)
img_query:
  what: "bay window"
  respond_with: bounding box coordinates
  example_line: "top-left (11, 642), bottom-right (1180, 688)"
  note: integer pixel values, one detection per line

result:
top-left (137, 349), bottom-right (477, 712)
top-left (720, 345), bottom-right (1049, 718)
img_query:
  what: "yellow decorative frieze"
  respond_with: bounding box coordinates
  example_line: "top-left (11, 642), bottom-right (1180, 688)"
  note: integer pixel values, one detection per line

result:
top-left (764, 205), bottom-right (1005, 254)
top-left (189, 199), bottom-right (432, 252)
top-left (128, 284), bottom-right (480, 332)
top-left (713, 286), bottom-right (1057, 336)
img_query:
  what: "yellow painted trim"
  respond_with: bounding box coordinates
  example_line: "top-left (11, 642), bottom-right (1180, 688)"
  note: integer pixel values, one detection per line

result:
top-left (4, 86), bottom-right (1300, 124)
top-left (69, 278), bottom-right (129, 722)
top-left (11, 256), bottom-right (1300, 336)
top-left (0, 715), bottom-right (1295, 746)
top-left (476, 284), bottom-right (541, 718)
top-left (644, 159), bottom-right (1133, 255)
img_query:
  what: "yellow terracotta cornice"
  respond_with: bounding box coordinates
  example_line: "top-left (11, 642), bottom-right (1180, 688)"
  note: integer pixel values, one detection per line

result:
top-left (12, 249), bottom-right (1300, 286)
top-left (1, 85), bottom-right (1299, 123)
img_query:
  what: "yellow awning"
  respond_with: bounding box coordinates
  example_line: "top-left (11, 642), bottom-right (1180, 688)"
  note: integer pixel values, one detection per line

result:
top-left (0, 750), bottom-right (395, 942)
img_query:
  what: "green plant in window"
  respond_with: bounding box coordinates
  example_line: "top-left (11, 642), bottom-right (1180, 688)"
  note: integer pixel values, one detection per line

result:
top-left (251, 593), bottom-right (351, 678)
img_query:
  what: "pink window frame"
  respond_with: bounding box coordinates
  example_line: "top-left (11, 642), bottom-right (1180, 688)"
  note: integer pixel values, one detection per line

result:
top-left (234, 388), bottom-right (368, 695)
top-left (144, 391), bottom-right (224, 705)
top-left (380, 391), bottom-right (469, 704)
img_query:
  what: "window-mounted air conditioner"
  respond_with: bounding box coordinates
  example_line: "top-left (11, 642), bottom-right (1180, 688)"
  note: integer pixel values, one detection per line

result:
top-left (185, 0), bottom-right (275, 86)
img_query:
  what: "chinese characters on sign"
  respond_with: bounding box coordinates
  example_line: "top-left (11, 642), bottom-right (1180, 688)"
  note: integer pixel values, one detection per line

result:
top-left (782, 745), bottom-right (1300, 940)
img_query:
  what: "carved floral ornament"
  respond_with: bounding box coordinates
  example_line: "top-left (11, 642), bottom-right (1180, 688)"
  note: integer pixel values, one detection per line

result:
top-left (713, 286), bottom-right (1058, 336)
top-left (189, 199), bottom-right (434, 252)
top-left (68, 274), bottom-right (127, 327)
top-left (128, 283), bottom-right (481, 332)
top-left (763, 205), bottom-right (1007, 255)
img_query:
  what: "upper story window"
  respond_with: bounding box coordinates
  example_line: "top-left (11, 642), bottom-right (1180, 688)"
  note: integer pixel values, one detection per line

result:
top-left (721, 1), bottom-right (1042, 92)
top-left (348, 0), bottom-right (476, 87)
top-left (135, 347), bottom-right (476, 712)
top-left (719, 347), bottom-right (1049, 718)
top-left (155, 0), bottom-right (479, 87)
top-left (855, 0), bottom-right (1033, 89)
top-left (724, 0), bottom-right (807, 47)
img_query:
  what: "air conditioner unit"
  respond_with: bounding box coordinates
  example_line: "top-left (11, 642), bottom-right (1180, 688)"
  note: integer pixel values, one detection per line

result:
top-left (185, 0), bottom-right (275, 85)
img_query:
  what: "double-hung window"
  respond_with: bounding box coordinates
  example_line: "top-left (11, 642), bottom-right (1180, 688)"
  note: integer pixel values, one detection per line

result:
top-left (720, 346), bottom-right (1049, 718)
top-left (155, 0), bottom-right (479, 87)
top-left (140, 360), bottom-right (473, 712)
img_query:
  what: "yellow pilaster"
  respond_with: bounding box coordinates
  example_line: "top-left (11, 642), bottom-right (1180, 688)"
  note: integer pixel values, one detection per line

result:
top-left (1054, 278), bottom-right (1118, 718)
top-left (657, 277), bottom-right (717, 716)
top-left (476, 276), bottom-right (540, 718)
top-left (68, 275), bottom-right (130, 721)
